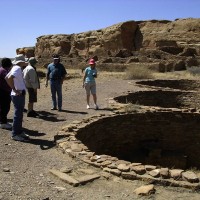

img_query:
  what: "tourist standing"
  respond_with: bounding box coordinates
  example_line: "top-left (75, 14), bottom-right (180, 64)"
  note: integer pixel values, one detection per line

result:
top-left (23, 57), bottom-right (40, 117)
top-left (45, 54), bottom-right (67, 111)
top-left (5, 54), bottom-right (29, 141)
top-left (83, 58), bottom-right (99, 110)
top-left (0, 58), bottom-right (12, 129)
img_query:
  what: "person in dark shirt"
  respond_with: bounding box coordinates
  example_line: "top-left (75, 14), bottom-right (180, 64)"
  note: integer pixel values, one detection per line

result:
top-left (45, 54), bottom-right (67, 111)
top-left (0, 58), bottom-right (12, 129)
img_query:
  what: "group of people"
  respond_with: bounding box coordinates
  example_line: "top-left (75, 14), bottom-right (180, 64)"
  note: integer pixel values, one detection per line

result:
top-left (0, 53), bottom-right (99, 142)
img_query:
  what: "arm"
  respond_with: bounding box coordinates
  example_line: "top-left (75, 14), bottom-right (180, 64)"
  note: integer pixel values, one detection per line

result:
top-left (45, 67), bottom-right (50, 87)
top-left (5, 75), bottom-right (21, 95)
top-left (60, 65), bottom-right (67, 84)
top-left (28, 69), bottom-right (39, 89)
top-left (83, 70), bottom-right (87, 88)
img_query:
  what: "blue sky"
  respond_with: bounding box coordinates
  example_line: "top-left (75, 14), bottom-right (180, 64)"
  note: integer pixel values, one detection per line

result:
top-left (0, 0), bottom-right (199, 58)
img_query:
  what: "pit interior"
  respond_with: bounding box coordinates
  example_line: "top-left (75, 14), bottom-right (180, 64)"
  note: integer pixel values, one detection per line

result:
top-left (136, 79), bottom-right (200, 90)
top-left (76, 112), bottom-right (200, 169)
top-left (114, 90), bottom-right (200, 109)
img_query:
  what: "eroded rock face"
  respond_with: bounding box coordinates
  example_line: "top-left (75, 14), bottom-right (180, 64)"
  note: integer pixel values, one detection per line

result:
top-left (18, 18), bottom-right (200, 69)
top-left (34, 21), bottom-right (138, 66)
top-left (16, 47), bottom-right (35, 58)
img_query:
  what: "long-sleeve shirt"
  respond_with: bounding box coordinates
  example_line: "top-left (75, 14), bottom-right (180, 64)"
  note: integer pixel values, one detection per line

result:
top-left (0, 67), bottom-right (11, 92)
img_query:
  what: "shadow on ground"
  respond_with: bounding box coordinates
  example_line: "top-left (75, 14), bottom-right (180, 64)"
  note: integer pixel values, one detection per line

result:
top-left (35, 111), bottom-right (66, 122)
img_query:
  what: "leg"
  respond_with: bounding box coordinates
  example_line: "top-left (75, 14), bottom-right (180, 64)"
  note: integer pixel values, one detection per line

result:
top-left (28, 102), bottom-right (34, 111)
top-left (92, 94), bottom-right (97, 105)
top-left (50, 81), bottom-right (57, 109)
top-left (84, 83), bottom-right (91, 108)
top-left (56, 81), bottom-right (62, 110)
top-left (0, 90), bottom-right (11, 124)
top-left (87, 95), bottom-right (90, 105)
top-left (91, 83), bottom-right (98, 109)
top-left (11, 95), bottom-right (25, 136)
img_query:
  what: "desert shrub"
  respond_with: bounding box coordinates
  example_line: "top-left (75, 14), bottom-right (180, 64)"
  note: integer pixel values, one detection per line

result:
top-left (187, 66), bottom-right (200, 76)
top-left (124, 103), bottom-right (141, 113)
top-left (125, 63), bottom-right (154, 80)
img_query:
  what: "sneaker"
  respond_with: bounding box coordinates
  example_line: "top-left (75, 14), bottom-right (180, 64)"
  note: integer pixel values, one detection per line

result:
top-left (86, 105), bottom-right (90, 109)
top-left (51, 107), bottom-right (57, 110)
top-left (11, 135), bottom-right (28, 142)
top-left (0, 123), bottom-right (12, 130)
top-left (94, 104), bottom-right (99, 110)
top-left (27, 110), bottom-right (38, 117)
top-left (19, 132), bottom-right (30, 140)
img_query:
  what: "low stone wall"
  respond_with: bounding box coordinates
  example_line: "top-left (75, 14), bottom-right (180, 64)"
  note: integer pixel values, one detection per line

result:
top-left (136, 79), bottom-right (200, 91)
top-left (114, 90), bottom-right (200, 109)
top-left (55, 110), bottom-right (200, 189)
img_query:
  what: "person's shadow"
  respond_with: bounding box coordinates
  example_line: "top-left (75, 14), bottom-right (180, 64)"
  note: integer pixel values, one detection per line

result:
top-left (35, 111), bottom-right (66, 122)
top-left (58, 109), bottom-right (88, 114)
top-left (22, 128), bottom-right (55, 150)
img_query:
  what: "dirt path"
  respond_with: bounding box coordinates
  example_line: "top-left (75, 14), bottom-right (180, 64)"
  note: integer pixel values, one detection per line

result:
top-left (0, 73), bottom-right (200, 200)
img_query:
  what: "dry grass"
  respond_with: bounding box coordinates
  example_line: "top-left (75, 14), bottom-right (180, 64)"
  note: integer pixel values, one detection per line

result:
top-left (154, 69), bottom-right (200, 80)
top-left (124, 103), bottom-right (141, 113)
top-left (125, 64), bottom-right (155, 80)
top-left (125, 63), bottom-right (200, 80)
top-left (37, 65), bottom-right (200, 81)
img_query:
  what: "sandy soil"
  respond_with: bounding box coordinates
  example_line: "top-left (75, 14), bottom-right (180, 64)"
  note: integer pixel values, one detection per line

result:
top-left (0, 71), bottom-right (200, 200)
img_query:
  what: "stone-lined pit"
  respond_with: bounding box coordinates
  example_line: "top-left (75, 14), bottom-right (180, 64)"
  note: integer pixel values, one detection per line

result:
top-left (76, 112), bottom-right (200, 169)
top-left (136, 80), bottom-right (200, 90)
top-left (114, 90), bottom-right (199, 109)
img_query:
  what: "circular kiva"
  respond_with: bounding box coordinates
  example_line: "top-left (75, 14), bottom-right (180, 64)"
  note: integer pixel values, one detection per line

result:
top-left (56, 110), bottom-right (200, 189)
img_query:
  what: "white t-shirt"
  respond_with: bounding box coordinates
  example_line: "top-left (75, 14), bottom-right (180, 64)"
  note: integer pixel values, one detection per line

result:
top-left (7, 65), bottom-right (26, 96)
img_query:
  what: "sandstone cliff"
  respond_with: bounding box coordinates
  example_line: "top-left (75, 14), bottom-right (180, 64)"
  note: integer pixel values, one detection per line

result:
top-left (19, 18), bottom-right (200, 70)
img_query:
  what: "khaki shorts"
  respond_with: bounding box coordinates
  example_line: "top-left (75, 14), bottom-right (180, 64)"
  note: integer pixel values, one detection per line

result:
top-left (84, 82), bottom-right (96, 95)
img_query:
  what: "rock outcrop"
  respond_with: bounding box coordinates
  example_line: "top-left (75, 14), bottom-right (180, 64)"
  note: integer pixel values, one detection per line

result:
top-left (19, 18), bottom-right (200, 70)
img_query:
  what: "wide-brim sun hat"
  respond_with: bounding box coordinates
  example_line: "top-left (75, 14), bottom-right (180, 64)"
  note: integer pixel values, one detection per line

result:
top-left (12, 54), bottom-right (28, 65)
top-left (89, 58), bottom-right (95, 65)
top-left (29, 57), bottom-right (38, 65)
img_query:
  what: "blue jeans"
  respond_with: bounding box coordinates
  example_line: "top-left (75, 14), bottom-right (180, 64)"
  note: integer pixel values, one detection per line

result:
top-left (11, 95), bottom-right (25, 136)
top-left (50, 80), bottom-right (62, 109)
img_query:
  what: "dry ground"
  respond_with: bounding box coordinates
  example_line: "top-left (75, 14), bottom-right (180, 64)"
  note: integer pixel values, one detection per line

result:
top-left (0, 70), bottom-right (200, 200)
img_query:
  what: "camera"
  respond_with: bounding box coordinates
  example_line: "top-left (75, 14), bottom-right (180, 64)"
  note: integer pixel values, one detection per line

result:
top-left (92, 73), bottom-right (97, 78)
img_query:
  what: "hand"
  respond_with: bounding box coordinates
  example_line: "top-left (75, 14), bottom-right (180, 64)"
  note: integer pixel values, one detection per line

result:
top-left (45, 83), bottom-right (48, 87)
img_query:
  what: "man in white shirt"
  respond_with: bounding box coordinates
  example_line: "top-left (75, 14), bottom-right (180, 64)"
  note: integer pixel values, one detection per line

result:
top-left (5, 54), bottom-right (30, 142)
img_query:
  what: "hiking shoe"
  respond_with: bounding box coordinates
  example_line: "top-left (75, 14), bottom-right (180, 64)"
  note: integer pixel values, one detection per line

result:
top-left (32, 110), bottom-right (39, 116)
top-left (51, 107), bottom-right (57, 110)
top-left (0, 123), bottom-right (12, 130)
top-left (11, 135), bottom-right (29, 142)
top-left (27, 110), bottom-right (38, 117)
top-left (86, 105), bottom-right (90, 109)
top-left (94, 104), bottom-right (99, 110)
top-left (19, 132), bottom-right (30, 140)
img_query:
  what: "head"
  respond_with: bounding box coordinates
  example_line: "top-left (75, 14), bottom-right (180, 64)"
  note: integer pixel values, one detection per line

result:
top-left (28, 57), bottom-right (38, 67)
top-left (12, 54), bottom-right (28, 68)
top-left (1, 58), bottom-right (12, 69)
top-left (89, 59), bottom-right (96, 68)
top-left (52, 54), bottom-right (60, 64)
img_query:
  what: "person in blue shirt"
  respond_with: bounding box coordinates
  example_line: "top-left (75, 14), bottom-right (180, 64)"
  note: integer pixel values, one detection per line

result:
top-left (45, 54), bottom-right (67, 111)
top-left (83, 59), bottom-right (99, 110)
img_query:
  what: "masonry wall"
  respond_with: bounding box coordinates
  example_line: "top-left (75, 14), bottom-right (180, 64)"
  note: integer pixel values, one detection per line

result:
top-left (76, 112), bottom-right (200, 169)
